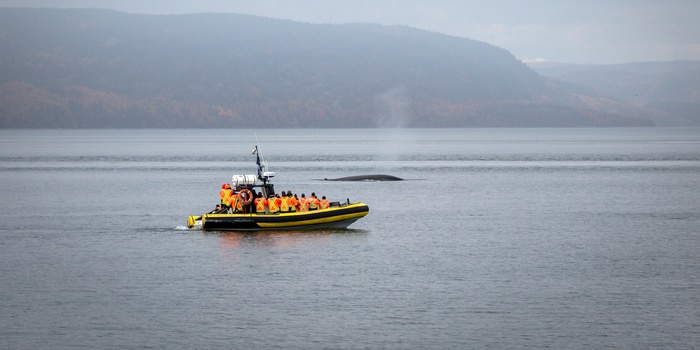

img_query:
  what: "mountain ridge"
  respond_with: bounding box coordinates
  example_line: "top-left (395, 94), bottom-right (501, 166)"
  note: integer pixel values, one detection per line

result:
top-left (0, 8), bottom-right (662, 128)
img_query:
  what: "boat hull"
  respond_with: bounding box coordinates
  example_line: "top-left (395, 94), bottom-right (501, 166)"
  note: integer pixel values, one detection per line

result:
top-left (187, 203), bottom-right (369, 231)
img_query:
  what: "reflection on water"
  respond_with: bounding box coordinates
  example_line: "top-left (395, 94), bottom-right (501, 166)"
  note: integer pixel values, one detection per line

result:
top-left (214, 229), bottom-right (368, 250)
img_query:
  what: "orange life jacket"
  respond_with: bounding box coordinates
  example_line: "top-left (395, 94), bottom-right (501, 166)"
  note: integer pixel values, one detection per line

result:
top-left (228, 194), bottom-right (242, 212)
top-left (320, 199), bottom-right (329, 209)
top-left (308, 196), bottom-right (320, 210)
top-left (297, 197), bottom-right (308, 212)
top-left (267, 197), bottom-right (280, 213)
top-left (287, 196), bottom-right (297, 212)
top-left (280, 196), bottom-right (291, 212)
top-left (220, 188), bottom-right (233, 205)
top-left (255, 197), bottom-right (267, 213)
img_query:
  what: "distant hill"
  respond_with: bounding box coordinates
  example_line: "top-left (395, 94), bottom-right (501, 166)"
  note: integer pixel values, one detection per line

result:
top-left (530, 61), bottom-right (700, 126)
top-left (0, 8), bottom-right (656, 128)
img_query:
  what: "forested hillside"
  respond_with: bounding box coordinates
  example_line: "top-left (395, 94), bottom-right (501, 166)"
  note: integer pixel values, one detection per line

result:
top-left (0, 8), bottom-right (654, 128)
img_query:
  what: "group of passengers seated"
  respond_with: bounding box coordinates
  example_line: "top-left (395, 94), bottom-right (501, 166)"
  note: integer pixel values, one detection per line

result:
top-left (215, 183), bottom-right (331, 214)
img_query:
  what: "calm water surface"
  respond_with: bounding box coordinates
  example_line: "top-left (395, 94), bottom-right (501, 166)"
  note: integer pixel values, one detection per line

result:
top-left (1, 128), bottom-right (699, 349)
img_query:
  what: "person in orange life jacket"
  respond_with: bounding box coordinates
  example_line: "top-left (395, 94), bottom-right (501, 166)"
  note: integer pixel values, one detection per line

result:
top-left (293, 194), bottom-right (301, 211)
top-left (320, 196), bottom-right (330, 209)
top-left (227, 190), bottom-right (243, 213)
top-left (220, 183), bottom-right (233, 208)
top-left (267, 194), bottom-right (281, 213)
top-left (287, 191), bottom-right (297, 212)
top-left (279, 191), bottom-right (290, 212)
top-left (297, 193), bottom-right (308, 212)
top-left (280, 191), bottom-right (296, 212)
top-left (308, 192), bottom-right (320, 211)
top-left (254, 192), bottom-right (268, 213)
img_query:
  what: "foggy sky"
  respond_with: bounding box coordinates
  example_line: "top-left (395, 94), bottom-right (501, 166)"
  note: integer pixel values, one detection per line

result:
top-left (2, 0), bottom-right (699, 64)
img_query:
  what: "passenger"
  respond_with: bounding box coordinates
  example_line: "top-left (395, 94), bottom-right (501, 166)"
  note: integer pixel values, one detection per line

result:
top-left (320, 196), bottom-right (330, 209)
top-left (293, 194), bottom-right (301, 211)
top-left (220, 183), bottom-right (233, 208)
top-left (268, 194), bottom-right (281, 214)
top-left (298, 193), bottom-right (308, 212)
top-left (278, 191), bottom-right (286, 211)
top-left (308, 192), bottom-right (320, 211)
top-left (287, 191), bottom-right (297, 212)
top-left (280, 191), bottom-right (292, 212)
top-left (254, 192), bottom-right (268, 214)
top-left (237, 189), bottom-right (253, 213)
top-left (228, 190), bottom-right (243, 213)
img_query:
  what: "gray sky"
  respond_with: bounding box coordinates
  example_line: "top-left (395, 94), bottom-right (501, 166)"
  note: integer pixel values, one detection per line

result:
top-left (3, 0), bottom-right (699, 64)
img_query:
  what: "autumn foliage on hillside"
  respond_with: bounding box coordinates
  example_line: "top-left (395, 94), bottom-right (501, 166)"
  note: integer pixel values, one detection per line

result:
top-left (0, 8), bottom-right (654, 128)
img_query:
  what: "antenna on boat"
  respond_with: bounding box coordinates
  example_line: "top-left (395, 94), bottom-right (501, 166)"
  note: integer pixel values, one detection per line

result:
top-left (253, 133), bottom-right (275, 184)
